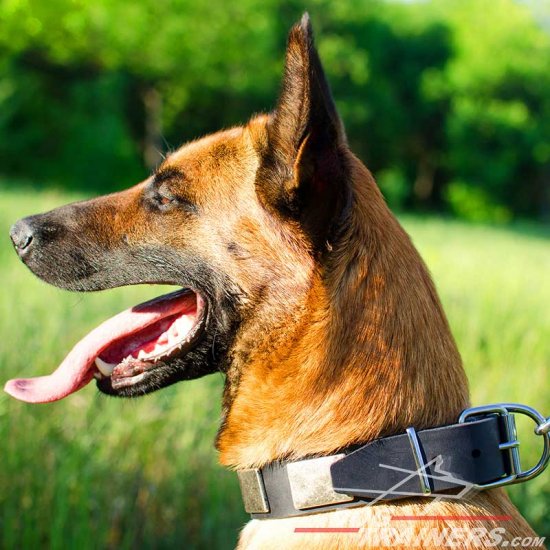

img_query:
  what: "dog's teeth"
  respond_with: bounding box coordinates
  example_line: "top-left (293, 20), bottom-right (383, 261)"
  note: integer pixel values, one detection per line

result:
top-left (95, 357), bottom-right (116, 377)
top-left (175, 316), bottom-right (193, 333)
top-left (154, 344), bottom-right (165, 355)
top-left (137, 350), bottom-right (147, 360)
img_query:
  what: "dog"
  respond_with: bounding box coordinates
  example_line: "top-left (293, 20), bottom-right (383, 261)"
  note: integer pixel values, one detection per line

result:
top-left (6, 13), bottom-right (544, 550)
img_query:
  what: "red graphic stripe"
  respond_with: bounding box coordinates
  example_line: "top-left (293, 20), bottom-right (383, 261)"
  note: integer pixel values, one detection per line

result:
top-left (294, 527), bottom-right (360, 533)
top-left (293, 515), bottom-right (513, 534)
top-left (391, 515), bottom-right (513, 521)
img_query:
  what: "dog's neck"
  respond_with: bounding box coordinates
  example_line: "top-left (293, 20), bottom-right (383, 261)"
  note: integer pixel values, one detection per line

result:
top-left (217, 154), bottom-right (469, 469)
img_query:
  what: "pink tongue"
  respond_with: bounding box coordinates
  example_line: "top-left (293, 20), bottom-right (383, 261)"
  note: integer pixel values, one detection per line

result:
top-left (4, 290), bottom-right (196, 404)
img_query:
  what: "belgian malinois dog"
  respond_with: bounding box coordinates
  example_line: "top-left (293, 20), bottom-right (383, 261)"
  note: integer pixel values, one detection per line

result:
top-left (7, 14), bottom-right (543, 550)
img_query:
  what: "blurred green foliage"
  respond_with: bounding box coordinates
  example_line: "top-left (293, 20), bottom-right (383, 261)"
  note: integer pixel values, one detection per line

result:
top-left (0, 0), bottom-right (549, 218)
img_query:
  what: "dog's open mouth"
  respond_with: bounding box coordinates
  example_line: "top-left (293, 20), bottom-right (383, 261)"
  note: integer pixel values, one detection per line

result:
top-left (4, 289), bottom-right (207, 403)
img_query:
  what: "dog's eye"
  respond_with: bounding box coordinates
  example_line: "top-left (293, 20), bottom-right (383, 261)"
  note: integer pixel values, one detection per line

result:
top-left (148, 190), bottom-right (197, 214)
top-left (151, 192), bottom-right (175, 208)
top-left (157, 195), bottom-right (172, 206)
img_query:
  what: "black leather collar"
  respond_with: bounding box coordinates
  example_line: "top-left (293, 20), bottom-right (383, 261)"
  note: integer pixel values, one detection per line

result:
top-left (236, 403), bottom-right (550, 519)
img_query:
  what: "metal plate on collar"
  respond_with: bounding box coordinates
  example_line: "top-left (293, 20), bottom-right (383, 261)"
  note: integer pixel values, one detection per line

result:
top-left (237, 469), bottom-right (270, 514)
top-left (287, 454), bottom-right (354, 510)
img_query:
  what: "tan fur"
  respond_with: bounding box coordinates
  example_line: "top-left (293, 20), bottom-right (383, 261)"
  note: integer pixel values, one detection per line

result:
top-left (97, 107), bottom-right (542, 550)
top-left (101, 116), bottom-right (538, 547)
top-left (217, 151), bottom-right (469, 466)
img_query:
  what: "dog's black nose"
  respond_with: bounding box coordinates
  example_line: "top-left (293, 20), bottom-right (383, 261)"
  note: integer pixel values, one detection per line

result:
top-left (10, 218), bottom-right (35, 255)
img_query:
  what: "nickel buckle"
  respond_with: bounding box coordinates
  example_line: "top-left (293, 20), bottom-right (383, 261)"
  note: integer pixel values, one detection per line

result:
top-left (458, 403), bottom-right (550, 490)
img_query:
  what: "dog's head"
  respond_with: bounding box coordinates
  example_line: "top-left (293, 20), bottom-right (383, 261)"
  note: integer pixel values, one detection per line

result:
top-left (6, 15), bottom-right (354, 402)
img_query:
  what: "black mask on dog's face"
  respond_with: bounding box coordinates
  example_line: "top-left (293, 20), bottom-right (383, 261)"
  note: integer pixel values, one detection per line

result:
top-left (5, 14), bottom-right (349, 404)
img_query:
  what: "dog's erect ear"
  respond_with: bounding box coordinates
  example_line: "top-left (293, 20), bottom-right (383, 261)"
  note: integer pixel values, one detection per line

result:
top-left (257, 13), bottom-right (349, 247)
top-left (269, 13), bottom-right (346, 168)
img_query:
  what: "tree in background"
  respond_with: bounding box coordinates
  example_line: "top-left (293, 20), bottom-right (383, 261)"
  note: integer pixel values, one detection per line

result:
top-left (0, 0), bottom-right (549, 220)
top-left (0, 0), bottom-right (282, 189)
top-left (435, 0), bottom-right (550, 221)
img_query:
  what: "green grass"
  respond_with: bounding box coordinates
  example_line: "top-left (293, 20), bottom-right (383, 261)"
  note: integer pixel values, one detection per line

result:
top-left (0, 182), bottom-right (549, 547)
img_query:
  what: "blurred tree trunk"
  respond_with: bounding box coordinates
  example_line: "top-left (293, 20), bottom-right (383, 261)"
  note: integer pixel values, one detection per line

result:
top-left (413, 155), bottom-right (435, 203)
top-left (539, 169), bottom-right (550, 222)
top-left (143, 86), bottom-right (163, 170)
